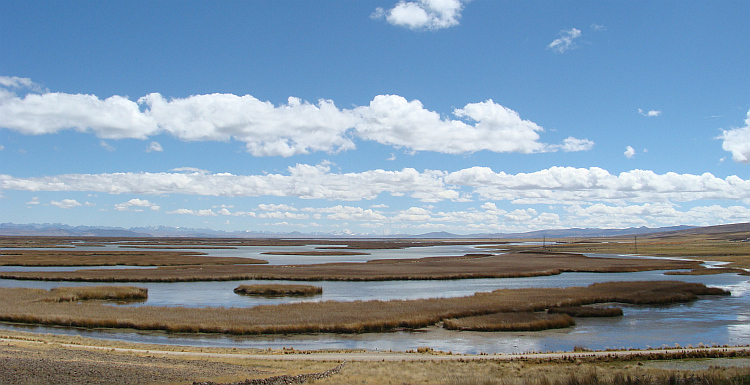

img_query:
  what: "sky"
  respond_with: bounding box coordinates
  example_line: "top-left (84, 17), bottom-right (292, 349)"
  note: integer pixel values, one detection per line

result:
top-left (1, 0), bottom-right (750, 235)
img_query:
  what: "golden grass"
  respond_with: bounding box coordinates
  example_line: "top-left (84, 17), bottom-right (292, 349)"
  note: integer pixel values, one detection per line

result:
top-left (0, 251), bottom-right (702, 282)
top-left (233, 284), bottom-right (322, 296)
top-left (547, 306), bottom-right (623, 317)
top-left (443, 312), bottom-right (575, 331)
top-left (0, 249), bottom-right (267, 266)
top-left (0, 281), bottom-right (728, 335)
top-left (40, 286), bottom-right (148, 302)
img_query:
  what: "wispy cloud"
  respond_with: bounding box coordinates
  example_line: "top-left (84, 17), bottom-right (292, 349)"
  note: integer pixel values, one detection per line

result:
top-left (372, 0), bottom-right (464, 31)
top-left (638, 108), bottom-right (662, 117)
top-left (146, 141), bottom-right (163, 152)
top-left (624, 146), bottom-right (636, 158)
top-left (50, 199), bottom-right (82, 209)
top-left (548, 28), bottom-right (581, 53)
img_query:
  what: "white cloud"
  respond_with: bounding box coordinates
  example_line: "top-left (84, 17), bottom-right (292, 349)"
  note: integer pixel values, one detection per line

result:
top-left (147, 141), bottom-right (163, 152)
top-left (355, 95), bottom-right (591, 154)
top-left (548, 28), bottom-right (582, 53)
top-left (624, 146), bottom-right (636, 158)
top-left (257, 203), bottom-right (298, 211)
top-left (114, 198), bottom-right (160, 212)
top-left (718, 109), bottom-right (750, 163)
top-left (638, 108), bottom-right (662, 117)
top-left (372, 0), bottom-right (464, 31)
top-left (50, 199), bottom-right (81, 209)
top-left (140, 93), bottom-right (358, 157)
top-left (0, 78), bottom-right (591, 157)
top-left (444, 166), bottom-right (750, 205)
top-left (6, 166), bottom-right (750, 209)
top-left (167, 208), bottom-right (217, 216)
top-left (557, 137), bottom-right (595, 152)
top-left (25, 196), bottom-right (40, 205)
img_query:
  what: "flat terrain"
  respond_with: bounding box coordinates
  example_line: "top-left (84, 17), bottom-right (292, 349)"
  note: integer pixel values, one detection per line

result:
top-left (1, 330), bottom-right (749, 385)
top-left (0, 251), bottom-right (703, 282)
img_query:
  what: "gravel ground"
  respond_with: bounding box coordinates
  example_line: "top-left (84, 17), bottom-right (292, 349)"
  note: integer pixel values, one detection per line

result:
top-left (0, 343), bottom-right (266, 385)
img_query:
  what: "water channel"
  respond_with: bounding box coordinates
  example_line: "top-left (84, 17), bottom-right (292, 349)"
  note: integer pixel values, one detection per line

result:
top-left (1, 243), bottom-right (748, 354)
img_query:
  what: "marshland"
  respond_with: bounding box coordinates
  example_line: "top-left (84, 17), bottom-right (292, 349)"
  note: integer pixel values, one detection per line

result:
top-left (0, 227), bottom-right (749, 384)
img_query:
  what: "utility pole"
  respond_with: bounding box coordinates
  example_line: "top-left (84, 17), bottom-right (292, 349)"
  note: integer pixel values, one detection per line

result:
top-left (634, 235), bottom-right (638, 254)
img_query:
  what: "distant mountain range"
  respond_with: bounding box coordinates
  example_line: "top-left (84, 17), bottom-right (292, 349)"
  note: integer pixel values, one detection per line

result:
top-left (0, 222), bottom-right (700, 239)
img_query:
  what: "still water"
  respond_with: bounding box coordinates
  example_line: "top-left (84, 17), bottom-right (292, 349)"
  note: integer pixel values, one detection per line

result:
top-left (1, 244), bottom-right (748, 354)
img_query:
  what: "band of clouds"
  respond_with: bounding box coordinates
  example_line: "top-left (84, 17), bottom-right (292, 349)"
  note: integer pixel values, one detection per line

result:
top-left (0, 76), bottom-right (592, 156)
top-left (167, 201), bottom-right (750, 233)
top-left (4, 164), bottom-right (750, 205)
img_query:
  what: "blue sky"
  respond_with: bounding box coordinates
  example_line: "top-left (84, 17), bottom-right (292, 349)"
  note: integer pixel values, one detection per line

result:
top-left (1, 0), bottom-right (750, 235)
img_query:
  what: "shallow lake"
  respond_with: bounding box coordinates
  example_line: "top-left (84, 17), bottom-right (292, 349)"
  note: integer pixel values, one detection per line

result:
top-left (1, 244), bottom-right (748, 354)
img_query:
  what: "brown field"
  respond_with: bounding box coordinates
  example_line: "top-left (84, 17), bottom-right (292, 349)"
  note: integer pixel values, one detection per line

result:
top-left (233, 284), bottom-right (323, 296)
top-left (0, 251), bottom-right (703, 282)
top-left (443, 312), bottom-right (576, 332)
top-left (0, 281), bottom-right (728, 335)
top-left (0, 249), bottom-right (267, 266)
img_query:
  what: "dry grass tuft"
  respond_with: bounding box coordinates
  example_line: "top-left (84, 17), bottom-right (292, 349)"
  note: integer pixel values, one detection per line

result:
top-left (233, 284), bottom-right (322, 296)
top-left (444, 312), bottom-right (575, 332)
top-left (41, 286), bottom-right (148, 302)
top-left (547, 306), bottom-right (623, 317)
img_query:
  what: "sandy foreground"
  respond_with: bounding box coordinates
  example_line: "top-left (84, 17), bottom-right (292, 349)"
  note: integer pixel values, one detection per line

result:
top-left (1, 329), bottom-right (749, 385)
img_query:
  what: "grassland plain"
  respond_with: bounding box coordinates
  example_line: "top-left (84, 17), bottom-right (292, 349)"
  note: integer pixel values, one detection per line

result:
top-left (0, 281), bottom-right (728, 334)
top-left (0, 251), bottom-right (703, 282)
top-left (1, 330), bottom-right (749, 385)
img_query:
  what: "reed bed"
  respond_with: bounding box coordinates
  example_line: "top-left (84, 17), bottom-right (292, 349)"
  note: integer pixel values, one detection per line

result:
top-left (0, 249), bottom-right (267, 266)
top-left (41, 286), bottom-right (148, 302)
top-left (0, 281), bottom-right (728, 335)
top-left (233, 284), bottom-right (322, 296)
top-left (0, 251), bottom-right (702, 282)
top-left (260, 251), bottom-right (370, 256)
top-left (547, 306), bottom-right (624, 317)
top-left (443, 312), bottom-right (575, 331)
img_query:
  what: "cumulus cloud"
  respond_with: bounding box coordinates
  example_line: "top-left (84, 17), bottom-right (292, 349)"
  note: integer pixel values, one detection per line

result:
top-left (25, 196), bottom-right (40, 205)
top-left (548, 28), bottom-right (581, 53)
top-left (372, 0), bottom-right (464, 31)
top-left (638, 109), bottom-right (662, 117)
top-left (114, 198), bottom-right (160, 212)
top-left (624, 146), bottom-right (636, 158)
top-left (718, 109), bottom-right (750, 163)
top-left (50, 199), bottom-right (82, 209)
top-left (0, 77), bottom-right (592, 157)
top-left (355, 95), bottom-right (592, 154)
